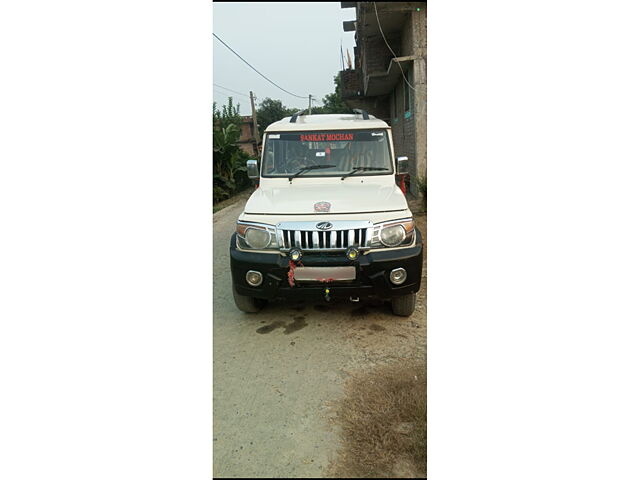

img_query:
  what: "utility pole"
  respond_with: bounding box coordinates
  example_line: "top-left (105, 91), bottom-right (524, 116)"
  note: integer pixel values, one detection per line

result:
top-left (308, 94), bottom-right (312, 116)
top-left (249, 91), bottom-right (259, 157)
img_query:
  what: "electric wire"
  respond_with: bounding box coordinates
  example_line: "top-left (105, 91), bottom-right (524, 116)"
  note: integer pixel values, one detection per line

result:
top-left (213, 83), bottom-right (250, 98)
top-left (213, 32), bottom-right (308, 99)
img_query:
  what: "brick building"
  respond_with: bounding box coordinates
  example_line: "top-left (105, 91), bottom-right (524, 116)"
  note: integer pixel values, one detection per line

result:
top-left (340, 2), bottom-right (426, 195)
top-left (237, 115), bottom-right (259, 157)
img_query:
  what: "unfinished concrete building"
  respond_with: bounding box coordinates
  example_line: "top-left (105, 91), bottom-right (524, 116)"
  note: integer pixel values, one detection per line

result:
top-left (341, 2), bottom-right (426, 195)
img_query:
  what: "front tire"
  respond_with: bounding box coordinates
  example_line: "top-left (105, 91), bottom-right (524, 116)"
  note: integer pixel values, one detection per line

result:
top-left (232, 285), bottom-right (266, 313)
top-left (391, 292), bottom-right (416, 317)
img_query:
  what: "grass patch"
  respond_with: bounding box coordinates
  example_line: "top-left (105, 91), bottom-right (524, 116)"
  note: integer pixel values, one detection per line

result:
top-left (328, 361), bottom-right (426, 478)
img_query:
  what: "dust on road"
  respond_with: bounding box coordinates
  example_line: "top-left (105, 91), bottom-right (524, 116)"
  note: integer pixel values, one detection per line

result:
top-left (213, 199), bottom-right (426, 478)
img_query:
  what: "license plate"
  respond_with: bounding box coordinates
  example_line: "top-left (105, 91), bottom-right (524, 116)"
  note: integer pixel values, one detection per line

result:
top-left (293, 266), bottom-right (356, 282)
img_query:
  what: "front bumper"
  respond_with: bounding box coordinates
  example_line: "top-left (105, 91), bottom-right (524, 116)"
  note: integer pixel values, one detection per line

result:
top-left (230, 229), bottom-right (423, 301)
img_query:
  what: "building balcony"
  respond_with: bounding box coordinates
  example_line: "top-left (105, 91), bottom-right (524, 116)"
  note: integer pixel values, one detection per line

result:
top-left (364, 56), bottom-right (415, 97)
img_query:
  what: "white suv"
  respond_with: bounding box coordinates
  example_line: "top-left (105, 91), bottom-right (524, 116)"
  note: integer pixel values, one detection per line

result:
top-left (230, 111), bottom-right (423, 316)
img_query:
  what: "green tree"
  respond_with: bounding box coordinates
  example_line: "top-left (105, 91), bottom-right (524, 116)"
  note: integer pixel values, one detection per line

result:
top-left (319, 74), bottom-right (350, 114)
top-left (256, 98), bottom-right (298, 137)
top-left (253, 72), bottom-right (349, 137)
top-left (213, 97), bottom-right (242, 131)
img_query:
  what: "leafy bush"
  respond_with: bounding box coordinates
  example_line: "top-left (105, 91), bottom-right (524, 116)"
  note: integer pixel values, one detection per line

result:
top-left (213, 99), bottom-right (253, 204)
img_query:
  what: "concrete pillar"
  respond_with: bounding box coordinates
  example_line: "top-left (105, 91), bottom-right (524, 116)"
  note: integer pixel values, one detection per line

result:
top-left (411, 7), bottom-right (427, 197)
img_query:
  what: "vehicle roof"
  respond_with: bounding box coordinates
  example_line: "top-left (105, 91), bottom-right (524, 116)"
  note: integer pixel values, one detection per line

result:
top-left (264, 113), bottom-right (390, 132)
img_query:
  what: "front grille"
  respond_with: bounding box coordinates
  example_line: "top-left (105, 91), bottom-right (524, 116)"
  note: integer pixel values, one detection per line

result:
top-left (280, 228), bottom-right (370, 249)
top-left (276, 221), bottom-right (373, 251)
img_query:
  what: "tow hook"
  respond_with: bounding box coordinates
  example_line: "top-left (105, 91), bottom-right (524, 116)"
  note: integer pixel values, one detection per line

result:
top-left (324, 287), bottom-right (331, 302)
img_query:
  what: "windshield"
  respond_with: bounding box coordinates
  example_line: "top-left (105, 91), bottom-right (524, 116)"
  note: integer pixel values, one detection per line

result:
top-left (261, 129), bottom-right (393, 177)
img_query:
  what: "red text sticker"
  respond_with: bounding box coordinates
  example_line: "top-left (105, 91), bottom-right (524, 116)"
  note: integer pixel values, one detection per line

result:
top-left (299, 133), bottom-right (354, 142)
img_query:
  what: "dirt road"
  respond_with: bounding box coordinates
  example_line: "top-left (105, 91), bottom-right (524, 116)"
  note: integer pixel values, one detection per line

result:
top-left (213, 198), bottom-right (426, 478)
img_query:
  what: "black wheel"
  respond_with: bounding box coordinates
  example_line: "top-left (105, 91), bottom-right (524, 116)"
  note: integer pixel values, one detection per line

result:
top-left (232, 285), bottom-right (267, 313)
top-left (391, 293), bottom-right (416, 317)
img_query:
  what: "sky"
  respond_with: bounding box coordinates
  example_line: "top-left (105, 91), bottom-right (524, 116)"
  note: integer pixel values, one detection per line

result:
top-left (213, 2), bottom-right (357, 116)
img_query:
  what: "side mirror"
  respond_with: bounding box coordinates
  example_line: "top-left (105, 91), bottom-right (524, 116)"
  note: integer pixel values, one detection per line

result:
top-left (396, 156), bottom-right (409, 174)
top-left (246, 159), bottom-right (259, 179)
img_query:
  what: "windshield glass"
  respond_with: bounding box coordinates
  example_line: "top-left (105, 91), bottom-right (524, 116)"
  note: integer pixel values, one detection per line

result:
top-left (261, 129), bottom-right (393, 177)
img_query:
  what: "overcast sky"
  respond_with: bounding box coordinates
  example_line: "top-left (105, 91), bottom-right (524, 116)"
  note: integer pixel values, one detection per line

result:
top-left (213, 2), bottom-right (356, 116)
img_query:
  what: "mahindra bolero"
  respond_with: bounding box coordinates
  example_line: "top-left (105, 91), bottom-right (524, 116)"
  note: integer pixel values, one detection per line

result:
top-left (230, 111), bottom-right (423, 316)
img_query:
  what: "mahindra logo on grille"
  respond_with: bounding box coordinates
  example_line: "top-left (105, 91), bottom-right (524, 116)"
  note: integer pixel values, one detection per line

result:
top-left (314, 201), bottom-right (331, 213)
top-left (316, 222), bottom-right (333, 230)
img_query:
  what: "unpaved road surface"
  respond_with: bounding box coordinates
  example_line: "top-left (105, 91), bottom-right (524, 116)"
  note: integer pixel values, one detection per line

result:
top-left (213, 198), bottom-right (426, 478)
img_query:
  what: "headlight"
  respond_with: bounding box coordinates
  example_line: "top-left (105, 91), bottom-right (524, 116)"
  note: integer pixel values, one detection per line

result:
top-left (245, 227), bottom-right (271, 249)
top-left (236, 223), bottom-right (277, 250)
top-left (372, 218), bottom-right (415, 248)
top-left (380, 224), bottom-right (406, 247)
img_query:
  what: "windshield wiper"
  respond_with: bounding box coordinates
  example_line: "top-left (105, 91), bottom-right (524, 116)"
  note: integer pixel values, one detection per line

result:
top-left (340, 166), bottom-right (389, 180)
top-left (288, 164), bottom-right (336, 181)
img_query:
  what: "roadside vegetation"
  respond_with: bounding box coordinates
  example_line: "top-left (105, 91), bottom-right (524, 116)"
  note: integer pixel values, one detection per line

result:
top-left (213, 74), bottom-right (350, 206)
top-left (328, 361), bottom-right (426, 478)
top-left (213, 99), bottom-right (254, 205)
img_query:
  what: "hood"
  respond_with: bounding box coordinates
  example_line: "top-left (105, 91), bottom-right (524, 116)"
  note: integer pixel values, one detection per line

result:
top-left (244, 182), bottom-right (408, 215)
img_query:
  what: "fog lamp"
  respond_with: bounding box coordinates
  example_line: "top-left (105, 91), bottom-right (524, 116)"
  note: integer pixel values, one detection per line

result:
top-left (289, 249), bottom-right (302, 261)
top-left (346, 247), bottom-right (359, 260)
top-left (246, 270), bottom-right (263, 287)
top-left (389, 267), bottom-right (407, 285)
